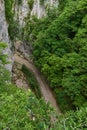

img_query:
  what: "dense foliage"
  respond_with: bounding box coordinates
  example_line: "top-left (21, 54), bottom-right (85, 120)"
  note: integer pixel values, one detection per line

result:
top-left (0, 42), bottom-right (53, 129)
top-left (0, 42), bottom-right (87, 129)
top-left (55, 107), bottom-right (87, 130)
top-left (32, 0), bottom-right (87, 110)
top-left (1, 0), bottom-right (87, 129)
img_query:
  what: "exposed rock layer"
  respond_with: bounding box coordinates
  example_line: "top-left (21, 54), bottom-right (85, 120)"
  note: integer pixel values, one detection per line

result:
top-left (0, 0), bottom-right (12, 71)
top-left (13, 0), bottom-right (58, 25)
top-left (12, 62), bottom-right (29, 89)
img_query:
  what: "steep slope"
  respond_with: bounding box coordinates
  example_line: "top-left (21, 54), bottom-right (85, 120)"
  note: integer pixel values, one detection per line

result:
top-left (0, 0), bottom-right (12, 71)
top-left (14, 54), bottom-right (61, 114)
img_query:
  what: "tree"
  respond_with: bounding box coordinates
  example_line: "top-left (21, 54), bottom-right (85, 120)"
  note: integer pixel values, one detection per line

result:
top-left (32, 0), bottom-right (87, 109)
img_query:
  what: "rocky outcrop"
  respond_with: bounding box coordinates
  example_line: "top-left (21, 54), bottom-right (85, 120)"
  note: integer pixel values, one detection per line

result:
top-left (13, 0), bottom-right (29, 26)
top-left (14, 40), bottom-right (32, 60)
top-left (0, 0), bottom-right (58, 72)
top-left (11, 0), bottom-right (59, 88)
top-left (31, 0), bottom-right (45, 18)
top-left (12, 41), bottom-right (30, 89)
top-left (0, 0), bottom-right (12, 71)
top-left (12, 0), bottom-right (58, 60)
top-left (31, 0), bottom-right (58, 18)
top-left (0, 0), bottom-right (58, 87)
top-left (13, 0), bottom-right (58, 25)
top-left (12, 62), bottom-right (29, 90)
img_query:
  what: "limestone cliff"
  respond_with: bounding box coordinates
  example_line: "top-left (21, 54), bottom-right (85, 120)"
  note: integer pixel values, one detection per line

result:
top-left (12, 0), bottom-right (58, 59)
top-left (0, 0), bottom-right (58, 70)
top-left (0, 0), bottom-right (12, 71)
top-left (13, 0), bottom-right (58, 26)
top-left (11, 0), bottom-right (58, 88)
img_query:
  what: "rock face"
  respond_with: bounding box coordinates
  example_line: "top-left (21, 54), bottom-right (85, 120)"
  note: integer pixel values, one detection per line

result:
top-left (0, 0), bottom-right (58, 87)
top-left (13, 0), bottom-right (58, 59)
top-left (13, 0), bottom-right (29, 26)
top-left (13, 0), bottom-right (58, 25)
top-left (31, 0), bottom-right (58, 18)
top-left (31, 0), bottom-right (45, 18)
top-left (12, 62), bottom-right (29, 90)
top-left (0, 0), bottom-right (58, 72)
top-left (14, 41), bottom-right (31, 60)
top-left (0, 0), bottom-right (12, 71)
top-left (12, 41), bottom-right (30, 89)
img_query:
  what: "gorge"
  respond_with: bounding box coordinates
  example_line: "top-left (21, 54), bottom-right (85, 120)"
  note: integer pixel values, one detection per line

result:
top-left (0, 0), bottom-right (60, 112)
top-left (0, 0), bottom-right (87, 129)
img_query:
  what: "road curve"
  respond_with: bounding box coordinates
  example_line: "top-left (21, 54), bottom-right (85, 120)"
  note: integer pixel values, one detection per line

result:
top-left (14, 54), bottom-right (61, 114)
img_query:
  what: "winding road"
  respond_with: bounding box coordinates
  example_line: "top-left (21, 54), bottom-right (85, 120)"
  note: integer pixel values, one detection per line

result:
top-left (14, 54), bottom-right (61, 114)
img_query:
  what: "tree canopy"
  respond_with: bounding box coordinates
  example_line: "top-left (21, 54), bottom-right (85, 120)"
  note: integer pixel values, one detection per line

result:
top-left (32, 0), bottom-right (87, 109)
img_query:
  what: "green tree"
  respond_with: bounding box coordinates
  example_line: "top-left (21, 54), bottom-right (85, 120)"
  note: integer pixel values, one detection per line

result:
top-left (32, 0), bottom-right (87, 109)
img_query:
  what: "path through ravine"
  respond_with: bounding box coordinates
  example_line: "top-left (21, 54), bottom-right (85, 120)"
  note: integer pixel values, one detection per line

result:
top-left (14, 54), bottom-right (61, 114)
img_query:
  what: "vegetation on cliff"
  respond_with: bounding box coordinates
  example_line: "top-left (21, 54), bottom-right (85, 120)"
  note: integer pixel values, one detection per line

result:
top-left (0, 42), bottom-right (87, 130)
top-left (0, 0), bottom-right (87, 129)
top-left (5, 0), bottom-right (20, 40)
top-left (0, 42), bottom-right (53, 129)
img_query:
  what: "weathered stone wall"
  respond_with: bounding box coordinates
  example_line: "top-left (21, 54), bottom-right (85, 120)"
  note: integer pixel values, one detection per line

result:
top-left (13, 0), bottom-right (58, 25)
top-left (0, 0), bottom-right (58, 72)
top-left (12, 0), bottom-right (58, 60)
top-left (13, 0), bottom-right (29, 26)
top-left (0, 0), bottom-right (12, 71)
top-left (12, 62), bottom-right (29, 89)
top-left (31, 0), bottom-right (58, 18)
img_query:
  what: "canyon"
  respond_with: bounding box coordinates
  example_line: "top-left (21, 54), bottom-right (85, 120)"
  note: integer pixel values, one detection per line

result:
top-left (0, 0), bottom-right (60, 113)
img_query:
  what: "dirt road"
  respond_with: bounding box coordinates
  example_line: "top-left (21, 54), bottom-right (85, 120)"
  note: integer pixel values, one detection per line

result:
top-left (14, 54), bottom-right (61, 114)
